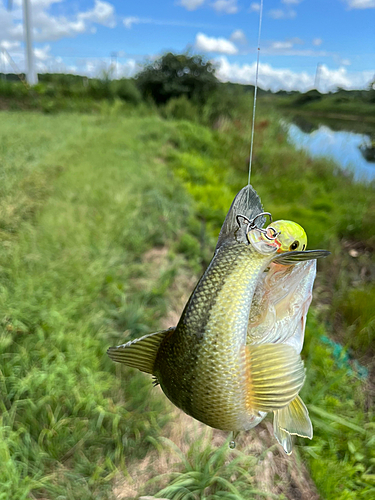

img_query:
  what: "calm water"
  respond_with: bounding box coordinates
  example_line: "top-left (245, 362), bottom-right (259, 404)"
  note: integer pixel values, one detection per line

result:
top-left (286, 122), bottom-right (375, 182)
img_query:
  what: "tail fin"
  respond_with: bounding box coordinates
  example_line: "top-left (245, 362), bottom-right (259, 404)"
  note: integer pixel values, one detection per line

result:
top-left (107, 327), bottom-right (175, 374)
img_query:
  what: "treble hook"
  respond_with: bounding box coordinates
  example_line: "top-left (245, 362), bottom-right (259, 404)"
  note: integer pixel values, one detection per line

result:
top-left (236, 212), bottom-right (281, 241)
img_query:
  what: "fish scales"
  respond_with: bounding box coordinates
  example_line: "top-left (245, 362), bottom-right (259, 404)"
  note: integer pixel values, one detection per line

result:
top-left (154, 241), bottom-right (271, 431)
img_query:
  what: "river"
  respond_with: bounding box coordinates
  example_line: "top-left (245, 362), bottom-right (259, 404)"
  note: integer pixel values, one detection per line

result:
top-left (284, 116), bottom-right (375, 182)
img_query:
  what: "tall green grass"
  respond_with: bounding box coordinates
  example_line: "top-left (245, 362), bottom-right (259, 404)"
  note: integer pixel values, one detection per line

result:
top-left (161, 113), bottom-right (375, 499)
top-left (0, 111), bottom-right (192, 498)
top-left (1, 106), bottom-right (374, 499)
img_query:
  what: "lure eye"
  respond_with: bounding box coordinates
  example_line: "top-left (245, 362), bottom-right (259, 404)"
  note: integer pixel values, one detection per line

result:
top-left (289, 240), bottom-right (299, 251)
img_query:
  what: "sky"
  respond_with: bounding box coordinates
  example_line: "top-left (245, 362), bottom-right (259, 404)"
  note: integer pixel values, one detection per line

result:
top-left (0, 0), bottom-right (374, 92)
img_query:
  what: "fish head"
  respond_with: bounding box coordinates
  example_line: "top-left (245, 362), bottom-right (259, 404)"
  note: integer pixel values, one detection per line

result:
top-left (248, 219), bottom-right (307, 256)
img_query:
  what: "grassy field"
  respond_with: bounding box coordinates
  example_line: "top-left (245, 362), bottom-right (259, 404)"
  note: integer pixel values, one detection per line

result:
top-left (0, 107), bottom-right (374, 499)
top-left (0, 111), bottom-right (196, 499)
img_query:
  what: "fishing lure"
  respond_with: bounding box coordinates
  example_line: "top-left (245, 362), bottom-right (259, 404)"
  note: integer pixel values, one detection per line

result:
top-left (108, 186), bottom-right (329, 452)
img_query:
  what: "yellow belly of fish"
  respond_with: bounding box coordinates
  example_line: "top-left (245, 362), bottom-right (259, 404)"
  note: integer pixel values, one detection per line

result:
top-left (184, 257), bottom-right (264, 431)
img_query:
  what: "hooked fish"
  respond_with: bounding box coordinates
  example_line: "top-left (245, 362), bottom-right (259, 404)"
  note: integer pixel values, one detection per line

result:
top-left (107, 186), bottom-right (329, 451)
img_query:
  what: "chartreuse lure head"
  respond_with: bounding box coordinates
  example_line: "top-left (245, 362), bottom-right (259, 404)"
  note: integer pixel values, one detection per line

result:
top-left (246, 217), bottom-right (307, 256)
top-left (271, 220), bottom-right (307, 253)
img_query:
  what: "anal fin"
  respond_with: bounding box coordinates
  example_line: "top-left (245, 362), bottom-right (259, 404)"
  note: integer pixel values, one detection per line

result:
top-left (273, 422), bottom-right (293, 455)
top-left (246, 344), bottom-right (305, 412)
top-left (107, 327), bottom-right (175, 374)
top-left (275, 395), bottom-right (313, 439)
top-left (273, 395), bottom-right (312, 454)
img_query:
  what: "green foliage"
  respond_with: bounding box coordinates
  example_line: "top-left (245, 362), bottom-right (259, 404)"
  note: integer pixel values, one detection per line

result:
top-left (300, 314), bottom-right (375, 500)
top-left (0, 73), bottom-right (143, 112)
top-left (148, 434), bottom-right (279, 500)
top-left (135, 52), bottom-right (219, 105)
top-left (160, 111), bottom-right (375, 500)
top-left (1, 95), bottom-right (374, 500)
top-left (339, 286), bottom-right (375, 354)
top-left (111, 78), bottom-right (142, 104)
top-left (0, 112), bottom-right (193, 498)
top-left (162, 95), bottom-right (200, 122)
top-left (292, 89), bottom-right (322, 106)
top-left (272, 87), bottom-right (375, 119)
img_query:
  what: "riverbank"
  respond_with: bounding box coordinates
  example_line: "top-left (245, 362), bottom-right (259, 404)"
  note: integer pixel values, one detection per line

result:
top-left (262, 88), bottom-right (375, 121)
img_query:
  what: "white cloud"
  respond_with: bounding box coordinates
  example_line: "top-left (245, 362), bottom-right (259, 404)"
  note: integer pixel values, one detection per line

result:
top-left (195, 32), bottom-right (238, 54)
top-left (178, 0), bottom-right (206, 10)
top-left (78, 57), bottom-right (139, 78)
top-left (78, 0), bottom-right (115, 27)
top-left (312, 38), bottom-right (323, 46)
top-left (282, 0), bottom-right (302, 4)
top-left (341, 59), bottom-right (351, 66)
top-left (211, 0), bottom-right (238, 14)
top-left (215, 56), bottom-right (373, 92)
top-left (269, 8), bottom-right (297, 18)
top-left (270, 41), bottom-right (294, 50)
top-left (345, 0), bottom-right (375, 8)
top-left (123, 16), bottom-right (140, 29)
top-left (267, 37), bottom-right (304, 53)
top-left (249, 2), bottom-right (260, 12)
top-left (230, 29), bottom-right (247, 44)
top-left (0, 0), bottom-right (116, 45)
top-left (0, 40), bottom-right (21, 50)
top-left (34, 44), bottom-right (51, 61)
top-left (121, 17), bottom-right (228, 30)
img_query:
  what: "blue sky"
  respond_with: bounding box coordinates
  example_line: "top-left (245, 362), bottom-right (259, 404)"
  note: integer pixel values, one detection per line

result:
top-left (0, 0), bottom-right (374, 91)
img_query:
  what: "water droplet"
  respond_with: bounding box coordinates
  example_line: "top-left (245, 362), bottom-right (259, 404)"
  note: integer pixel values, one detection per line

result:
top-left (229, 440), bottom-right (236, 449)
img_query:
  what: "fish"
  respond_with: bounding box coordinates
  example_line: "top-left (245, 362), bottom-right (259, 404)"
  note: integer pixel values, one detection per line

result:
top-left (107, 185), bottom-right (329, 450)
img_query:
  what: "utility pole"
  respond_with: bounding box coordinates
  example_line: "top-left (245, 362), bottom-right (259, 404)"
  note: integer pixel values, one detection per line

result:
top-left (314, 62), bottom-right (321, 91)
top-left (7, 0), bottom-right (38, 85)
top-left (23, 0), bottom-right (38, 85)
top-left (1, 49), bottom-right (6, 80)
top-left (110, 51), bottom-right (118, 79)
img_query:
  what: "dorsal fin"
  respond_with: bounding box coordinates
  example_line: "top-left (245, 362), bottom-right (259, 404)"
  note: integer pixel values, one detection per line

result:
top-left (107, 327), bottom-right (175, 374)
top-left (215, 185), bottom-right (266, 251)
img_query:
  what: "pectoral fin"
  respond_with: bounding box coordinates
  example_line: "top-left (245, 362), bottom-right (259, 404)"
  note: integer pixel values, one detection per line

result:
top-left (107, 327), bottom-right (175, 374)
top-left (275, 395), bottom-right (313, 438)
top-left (272, 249), bottom-right (330, 265)
top-left (246, 344), bottom-right (305, 412)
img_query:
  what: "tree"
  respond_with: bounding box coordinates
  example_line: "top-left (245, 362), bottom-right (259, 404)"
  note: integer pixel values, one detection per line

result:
top-left (135, 52), bottom-right (219, 105)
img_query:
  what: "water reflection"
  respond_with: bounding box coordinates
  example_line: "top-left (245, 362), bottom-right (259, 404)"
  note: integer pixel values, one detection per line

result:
top-left (286, 122), bottom-right (375, 182)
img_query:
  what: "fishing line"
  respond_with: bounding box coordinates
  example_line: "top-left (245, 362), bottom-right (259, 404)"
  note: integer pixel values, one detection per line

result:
top-left (247, 0), bottom-right (264, 195)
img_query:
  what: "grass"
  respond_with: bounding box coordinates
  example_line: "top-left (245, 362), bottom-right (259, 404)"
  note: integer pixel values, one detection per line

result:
top-left (152, 435), bottom-right (271, 500)
top-left (0, 110), bottom-right (194, 498)
top-left (0, 103), bottom-right (374, 499)
top-left (159, 111), bottom-right (375, 499)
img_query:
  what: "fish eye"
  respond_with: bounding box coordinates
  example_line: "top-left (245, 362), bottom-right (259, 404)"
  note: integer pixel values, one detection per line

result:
top-left (290, 240), bottom-right (299, 251)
